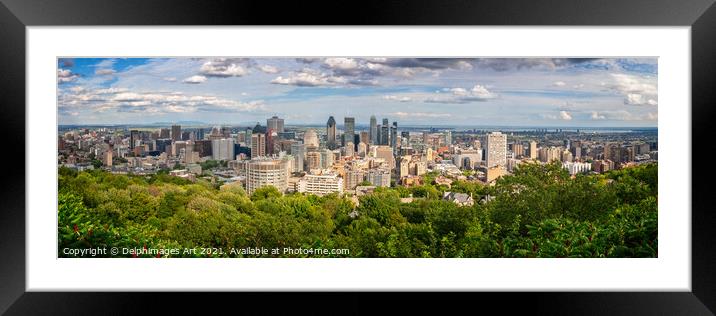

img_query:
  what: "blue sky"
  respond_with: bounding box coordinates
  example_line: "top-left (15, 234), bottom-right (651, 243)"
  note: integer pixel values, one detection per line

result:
top-left (57, 57), bottom-right (658, 127)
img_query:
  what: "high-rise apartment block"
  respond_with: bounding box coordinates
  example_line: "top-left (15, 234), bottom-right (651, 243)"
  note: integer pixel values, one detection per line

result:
top-left (485, 132), bottom-right (507, 168)
top-left (238, 157), bottom-right (289, 195)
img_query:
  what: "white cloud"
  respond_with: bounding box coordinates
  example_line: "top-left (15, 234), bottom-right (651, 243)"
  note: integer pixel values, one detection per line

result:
top-left (323, 58), bottom-right (360, 72)
top-left (271, 72), bottom-right (333, 86)
top-left (182, 75), bottom-right (208, 84)
top-left (271, 69), bottom-right (376, 87)
top-left (586, 110), bottom-right (656, 121)
top-left (57, 68), bottom-right (79, 83)
top-left (163, 77), bottom-right (177, 82)
top-left (58, 87), bottom-right (266, 116)
top-left (425, 84), bottom-right (496, 103)
top-left (553, 81), bottom-right (566, 87)
top-left (199, 58), bottom-right (249, 77)
top-left (559, 111), bottom-right (573, 120)
top-left (258, 65), bottom-right (279, 74)
top-left (611, 73), bottom-right (658, 105)
top-left (383, 95), bottom-right (412, 102)
top-left (541, 111), bottom-right (573, 121)
top-left (624, 93), bottom-right (658, 106)
top-left (590, 111), bottom-right (606, 120)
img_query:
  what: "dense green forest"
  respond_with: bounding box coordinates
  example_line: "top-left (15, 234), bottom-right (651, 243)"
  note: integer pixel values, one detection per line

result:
top-left (58, 162), bottom-right (657, 258)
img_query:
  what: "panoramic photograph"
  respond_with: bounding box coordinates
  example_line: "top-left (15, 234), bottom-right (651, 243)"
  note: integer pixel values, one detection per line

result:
top-left (57, 57), bottom-right (658, 258)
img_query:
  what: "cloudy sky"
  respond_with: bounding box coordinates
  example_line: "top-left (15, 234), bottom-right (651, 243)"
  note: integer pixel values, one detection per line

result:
top-left (57, 57), bottom-right (657, 127)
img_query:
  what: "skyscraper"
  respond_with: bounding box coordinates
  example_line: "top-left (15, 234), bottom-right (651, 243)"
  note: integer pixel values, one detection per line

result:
top-left (326, 116), bottom-right (337, 149)
top-left (513, 143), bottom-right (525, 158)
top-left (266, 128), bottom-right (278, 155)
top-left (390, 122), bottom-right (398, 152)
top-left (360, 131), bottom-right (369, 145)
top-left (129, 130), bottom-right (140, 149)
top-left (571, 140), bottom-right (582, 158)
top-left (370, 115), bottom-right (378, 145)
top-left (267, 116), bottom-right (285, 133)
top-left (305, 151), bottom-right (322, 171)
top-left (381, 118), bottom-right (390, 145)
top-left (291, 142), bottom-right (305, 172)
top-left (303, 129), bottom-right (319, 148)
top-left (245, 127), bottom-right (252, 147)
top-left (321, 149), bottom-right (334, 169)
top-left (376, 124), bottom-right (382, 145)
top-left (171, 125), bottom-right (181, 142)
top-left (251, 133), bottom-right (266, 158)
top-left (486, 132), bottom-right (507, 168)
top-left (344, 117), bottom-right (355, 148)
top-left (529, 141), bottom-right (538, 159)
top-left (211, 138), bottom-right (235, 161)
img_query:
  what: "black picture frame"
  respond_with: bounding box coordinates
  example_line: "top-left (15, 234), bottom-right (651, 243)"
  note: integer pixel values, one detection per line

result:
top-left (1, 0), bottom-right (714, 314)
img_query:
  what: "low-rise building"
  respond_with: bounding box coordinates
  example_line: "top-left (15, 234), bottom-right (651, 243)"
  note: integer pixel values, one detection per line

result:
top-left (297, 173), bottom-right (344, 196)
top-left (442, 191), bottom-right (474, 206)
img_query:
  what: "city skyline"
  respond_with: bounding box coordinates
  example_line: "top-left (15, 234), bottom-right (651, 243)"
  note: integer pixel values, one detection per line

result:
top-left (57, 57), bottom-right (658, 127)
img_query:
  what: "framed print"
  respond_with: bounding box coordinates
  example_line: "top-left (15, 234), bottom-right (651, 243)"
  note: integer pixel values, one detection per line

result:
top-left (1, 0), bottom-right (715, 314)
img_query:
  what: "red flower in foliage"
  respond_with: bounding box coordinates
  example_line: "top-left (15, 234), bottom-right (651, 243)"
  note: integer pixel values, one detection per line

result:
top-left (143, 244), bottom-right (147, 251)
top-left (131, 252), bottom-right (138, 258)
top-left (73, 224), bottom-right (78, 233)
top-left (156, 253), bottom-right (161, 258)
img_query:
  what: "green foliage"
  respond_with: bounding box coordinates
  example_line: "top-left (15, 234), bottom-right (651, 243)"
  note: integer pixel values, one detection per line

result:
top-left (410, 185), bottom-right (440, 199)
top-left (200, 160), bottom-right (221, 170)
top-left (57, 162), bottom-right (657, 258)
top-left (250, 186), bottom-right (282, 201)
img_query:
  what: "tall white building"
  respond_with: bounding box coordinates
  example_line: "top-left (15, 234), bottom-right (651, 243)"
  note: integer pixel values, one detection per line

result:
top-left (563, 161), bottom-right (592, 175)
top-left (357, 142), bottom-right (368, 157)
top-left (297, 173), bottom-right (344, 196)
top-left (237, 157), bottom-right (289, 195)
top-left (291, 142), bottom-right (305, 172)
top-left (344, 142), bottom-right (355, 157)
top-left (212, 138), bottom-right (235, 161)
top-left (321, 149), bottom-right (334, 169)
top-left (485, 132), bottom-right (507, 168)
top-left (303, 129), bottom-right (319, 148)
